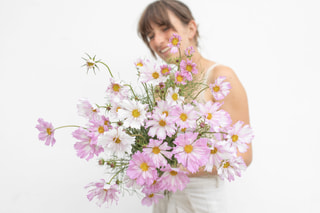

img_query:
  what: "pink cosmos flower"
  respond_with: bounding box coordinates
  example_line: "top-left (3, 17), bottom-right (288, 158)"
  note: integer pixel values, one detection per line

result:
top-left (180, 58), bottom-right (198, 81)
top-left (152, 100), bottom-right (175, 119)
top-left (105, 78), bottom-right (129, 102)
top-left (141, 177), bottom-right (162, 195)
top-left (134, 57), bottom-right (149, 68)
top-left (72, 128), bottom-right (103, 160)
top-left (146, 112), bottom-right (176, 140)
top-left (226, 121), bottom-right (254, 153)
top-left (85, 179), bottom-right (119, 207)
top-left (143, 139), bottom-right (172, 168)
top-left (184, 46), bottom-right (195, 57)
top-left (141, 192), bottom-right (164, 206)
top-left (77, 99), bottom-right (100, 120)
top-left (168, 33), bottom-right (181, 53)
top-left (126, 151), bottom-right (158, 186)
top-left (174, 71), bottom-right (188, 85)
top-left (172, 132), bottom-right (210, 173)
top-left (99, 127), bottom-right (135, 157)
top-left (158, 166), bottom-right (189, 192)
top-left (139, 63), bottom-right (167, 86)
top-left (88, 115), bottom-right (112, 136)
top-left (204, 139), bottom-right (229, 172)
top-left (36, 118), bottom-right (56, 146)
top-left (209, 76), bottom-right (231, 101)
top-left (218, 156), bottom-right (246, 181)
top-left (171, 104), bottom-right (198, 130)
top-left (160, 64), bottom-right (171, 76)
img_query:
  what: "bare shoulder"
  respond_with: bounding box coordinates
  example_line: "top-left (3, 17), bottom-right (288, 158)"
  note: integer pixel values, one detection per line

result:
top-left (207, 64), bottom-right (239, 84)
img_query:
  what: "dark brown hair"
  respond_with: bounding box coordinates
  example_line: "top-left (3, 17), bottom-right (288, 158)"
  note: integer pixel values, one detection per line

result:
top-left (138, 0), bottom-right (199, 57)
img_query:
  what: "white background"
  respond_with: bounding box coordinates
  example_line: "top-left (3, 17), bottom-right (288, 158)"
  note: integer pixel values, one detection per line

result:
top-left (1, 0), bottom-right (319, 212)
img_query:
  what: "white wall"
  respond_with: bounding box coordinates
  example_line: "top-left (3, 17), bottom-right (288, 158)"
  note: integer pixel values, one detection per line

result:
top-left (1, 0), bottom-right (319, 212)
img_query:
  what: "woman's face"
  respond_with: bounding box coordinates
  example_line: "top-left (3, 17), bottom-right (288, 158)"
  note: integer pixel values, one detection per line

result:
top-left (147, 11), bottom-right (194, 62)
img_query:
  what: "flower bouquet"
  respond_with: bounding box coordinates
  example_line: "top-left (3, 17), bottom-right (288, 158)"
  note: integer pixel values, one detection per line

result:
top-left (36, 33), bottom-right (253, 207)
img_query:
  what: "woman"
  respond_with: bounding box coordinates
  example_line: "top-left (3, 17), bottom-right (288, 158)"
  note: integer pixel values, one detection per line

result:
top-left (138, 0), bottom-right (252, 212)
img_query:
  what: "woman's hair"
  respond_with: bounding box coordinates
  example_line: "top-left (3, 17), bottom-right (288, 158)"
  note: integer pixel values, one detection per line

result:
top-left (138, 0), bottom-right (199, 57)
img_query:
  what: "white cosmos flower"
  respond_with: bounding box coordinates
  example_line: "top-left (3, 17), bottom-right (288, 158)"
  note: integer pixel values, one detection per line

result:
top-left (99, 127), bottom-right (135, 157)
top-left (139, 62), bottom-right (167, 86)
top-left (166, 87), bottom-right (184, 105)
top-left (117, 100), bottom-right (147, 129)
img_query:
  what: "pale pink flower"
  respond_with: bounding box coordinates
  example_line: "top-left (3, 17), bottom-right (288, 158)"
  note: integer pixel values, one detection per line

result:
top-left (180, 59), bottom-right (198, 81)
top-left (123, 175), bottom-right (142, 190)
top-left (184, 46), bottom-right (195, 57)
top-left (204, 139), bottom-right (228, 172)
top-left (159, 64), bottom-right (171, 76)
top-left (141, 177), bottom-right (162, 194)
top-left (77, 99), bottom-right (100, 120)
top-left (143, 139), bottom-right (172, 168)
top-left (174, 71), bottom-right (188, 85)
top-left (105, 78), bottom-right (129, 102)
top-left (171, 104), bottom-right (198, 130)
top-left (209, 76), bottom-right (231, 100)
top-left (158, 166), bottom-right (189, 192)
top-left (99, 127), bottom-right (135, 157)
top-left (118, 100), bottom-right (147, 129)
top-left (172, 132), bottom-right (210, 173)
top-left (85, 179), bottom-right (119, 207)
top-left (146, 112), bottom-right (176, 140)
top-left (166, 87), bottom-right (184, 105)
top-left (139, 63), bottom-right (167, 86)
top-left (168, 33), bottom-right (181, 53)
top-left (36, 118), bottom-right (56, 146)
top-left (152, 100), bottom-right (175, 119)
top-left (226, 121), bottom-right (254, 153)
top-left (141, 192), bottom-right (164, 206)
top-left (126, 151), bottom-right (158, 186)
top-left (218, 156), bottom-right (246, 181)
top-left (134, 57), bottom-right (149, 68)
top-left (72, 128), bottom-right (103, 160)
top-left (88, 115), bottom-right (112, 136)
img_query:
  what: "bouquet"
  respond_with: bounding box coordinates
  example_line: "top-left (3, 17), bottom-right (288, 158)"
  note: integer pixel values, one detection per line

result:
top-left (36, 33), bottom-right (254, 207)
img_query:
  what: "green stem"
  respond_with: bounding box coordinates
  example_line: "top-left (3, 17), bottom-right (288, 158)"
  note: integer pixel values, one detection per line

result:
top-left (124, 84), bottom-right (138, 100)
top-left (107, 166), bottom-right (128, 185)
top-left (53, 125), bottom-right (82, 131)
top-left (97, 61), bottom-right (114, 78)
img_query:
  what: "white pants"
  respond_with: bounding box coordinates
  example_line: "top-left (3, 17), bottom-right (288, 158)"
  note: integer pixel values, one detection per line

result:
top-left (153, 176), bottom-right (227, 213)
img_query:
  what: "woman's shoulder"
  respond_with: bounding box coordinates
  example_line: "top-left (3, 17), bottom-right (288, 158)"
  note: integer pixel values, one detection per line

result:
top-left (206, 63), bottom-right (239, 84)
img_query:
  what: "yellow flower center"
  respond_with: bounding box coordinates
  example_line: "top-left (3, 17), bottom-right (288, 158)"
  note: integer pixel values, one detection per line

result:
top-left (113, 137), bottom-right (121, 144)
top-left (116, 106), bottom-right (121, 112)
top-left (213, 85), bottom-right (220, 92)
top-left (152, 147), bottom-right (161, 154)
top-left (152, 72), bottom-right (159, 79)
top-left (180, 113), bottom-right (188, 121)
top-left (87, 61), bottom-right (94, 67)
top-left (148, 193), bottom-right (154, 198)
top-left (46, 128), bottom-right (52, 135)
top-left (98, 126), bottom-right (105, 134)
top-left (92, 108), bottom-right (97, 113)
top-left (172, 93), bottom-right (178, 101)
top-left (136, 62), bottom-right (143, 67)
top-left (140, 162), bottom-right (149, 171)
top-left (112, 83), bottom-right (120, 92)
top-left (186, 65), bottom-right (193, 72)
top-left (223, 162), bottom-right (230, 168)
top-left (207, 113), bottom-right (212, 120)
top-left (232, 135), bottom-right (239, 142)
top-left (170, 170), bottom-right (178, 176)
top-left (176, 75), bottom-right (183, 82)
top-left (172, 38), bottom-right (179, 46)
top-left (161, 68), bottom-right (169, 75)
top-left (132, 109), bottom-right (140, 118)
top-left (103, 189), bottom-right (108, 192)
top-left (184, 144), bottom-right (193, 153)
top-left (104, 120), bottom-right (109, 126)
top-left (162, 111), bottom-right (169, 117)
top-left (159, 119), bottom-right (166, 127)
top-left (211, 147), bottom-right (218, 154)
top-left (180, 128), bottom-right (186, 133)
